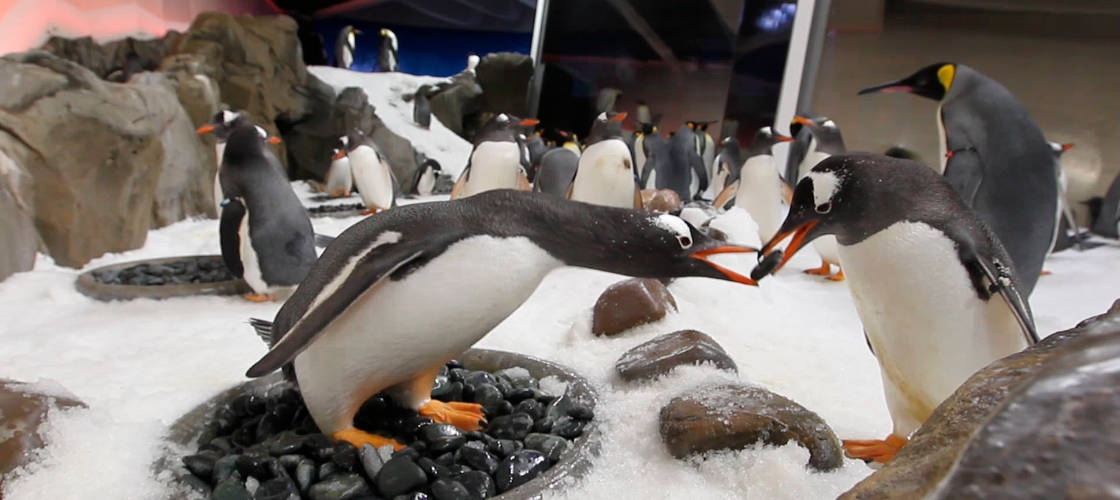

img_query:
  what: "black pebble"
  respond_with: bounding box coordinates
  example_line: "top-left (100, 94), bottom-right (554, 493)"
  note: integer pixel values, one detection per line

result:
top-left (567, 403), bottom-right (594, 421)
top-left (269, 431), bottom-right (304, 456)
top-left (359, 444), bottom-right (385, 480)
top-left (486, 413), bottom-right (533, 440)
top-left (488, 439), bottom-right (523, 458)
top-left (550, 417), bottom-right (584, 440)
top-left (308, 473), bottom-right (373, 500)
top-left (470, 384), bottom-right (505, 416)
top-left (456, 470), bottom-right (496, 499)
top-left (255, 477), bottom-right (300, 500)
top-left (295, 459), bottom-right (317, 492)
top-left (214, 455), bottom-right (240, 483)
top-left (455, 445), bottom-right (498, 475)
top-left (752, 250), bottom-right (783, 281)
top-left (212, 476), bottom-right (251, 500)
top-left (182, 454), bottom-right (215, 481)
top-left (430, 479), bottom-right (472, 500)
top-left (523, 433), bottom-right (569, 463)
top-left (376, 456), bottom-right (428, 498)
top-left (420, 423), bottom-right (465, 453)
top-left (333, 442), bottom-right (360, 471)
top-left (514, 399), bottom-right (544, 420)
top-left (494, 450), bottom-right (549, 493)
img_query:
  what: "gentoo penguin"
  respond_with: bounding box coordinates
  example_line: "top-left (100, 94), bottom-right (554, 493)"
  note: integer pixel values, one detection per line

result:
top-left (642, 124), bottom-right (707, 201)
top-left (197, 110), bottom-right (280, 216)
top-left (407, 159), bottom-right (442, 197)
top-left (756, 153), bottom-right (1038, 462)
top-left (325, 147), bottom-right (353, 198)
top-left (713, 127), bottom-right (794, 243)
top-left (340, 131), bottom-right (397, 214)
top-left (1047, 142), bottom-right (1082, 253)
top-left (707, 136), bottom-right (743, 201)
top-left (334, 25), bottom-right (361, 69)
top-left (568, 112), bottom-right (642, 209)
top-left (783, 113), bottom-right (822, 186)
top-left (378, 28), bottom-right (399, 72)
top-left (451, 114), bottom-right (536, 199)
top-left (533, 148), bottom-right (579, 198)
top-left (790, 115), bottom-right (846, 281)
top-left (244, 189), bottom-right (760, 449)
top-left (218, 120), bottom-right (316, 302)
top-left (860, 63), bottom-right (1056, 295)
top-left (412, 84), bottom-right (432, 129)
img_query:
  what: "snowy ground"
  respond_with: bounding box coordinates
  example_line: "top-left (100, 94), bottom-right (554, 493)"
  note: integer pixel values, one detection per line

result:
top-left (1, 182), bottom-right (1118, 499)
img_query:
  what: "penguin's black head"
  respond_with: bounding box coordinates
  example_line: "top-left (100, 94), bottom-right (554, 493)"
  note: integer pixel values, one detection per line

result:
top-left (1048, 141), bottom-right (1074, 159)
top-left (197, 110), bottom-right (252, 140)
top-left (749, 126), bottom-right (794, 155)
top-left (587, 112), bottom-right (626, 142)
top-left (858, 62), bottom-right (956, 101)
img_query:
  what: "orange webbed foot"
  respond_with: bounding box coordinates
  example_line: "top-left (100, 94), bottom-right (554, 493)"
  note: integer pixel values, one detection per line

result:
top-left (804, 260), bottom-right (832, 276)
top-left (827, 269), bottom-right (845, 281)
top-left (842, 434), bottom-right (907, 463)
top-left (1040, 269), bottom-right (1052, 276)
top-left (242, 293), bottom-right (277, 302)
top-left (333, 428), bottom-right (405, 450)
top-left (419, 400), bottom-right (486, 431)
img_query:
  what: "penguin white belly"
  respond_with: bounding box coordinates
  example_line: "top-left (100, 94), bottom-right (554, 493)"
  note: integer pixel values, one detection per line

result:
top-left (813, 236), bottom-right (841, 266)
top-left (569, 140), bottom-right (636, 208)
top-left (736, 155), bottom-right (784, 242)
top-left (417, 169), bottom-right (436, 196)
top-left (341, 50), bottom-right (353, 70)
top-left (937, 105), bottom-right (947, 175)
top-left (635, 138), bottom-right (646, 176)
top-left (708, 165), bottom-right (728, 200)
top-left (238, 207), bottom-right (268, 294)
top-left (326, 157), bottom-right (353, 196)
top-left (462, 142), bottom-right (522, 198)
top-left (351, 145), bottom-right (395, 210)
top-left (838, 221), bottom-right (1027, 436)
top-left (213, 142), bottom-right (227, 214)
top-left (293, 235), bottom-right (562, 432)
top-left (646, 168), bottom-right (656, 189)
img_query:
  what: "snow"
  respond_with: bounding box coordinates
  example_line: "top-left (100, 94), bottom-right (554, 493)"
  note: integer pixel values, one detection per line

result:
top-left (309, 66), bottom-right (473, 178)
top-left (1, 187), bottom-right (1118, 499)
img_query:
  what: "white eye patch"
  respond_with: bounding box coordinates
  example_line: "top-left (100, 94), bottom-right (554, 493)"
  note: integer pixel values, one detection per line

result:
top-left (221, 110), bottom-right (237, 125)
top-left (653, 214), bottom-right (693, 248)
top-left (806, 170), bottom-right (840, 209)
top-left (255, 126), bottom-right (268, 138)
top-left (597, 112), bottom-right (607, 121)
top-left (340, 136), bottom-right (349, 147)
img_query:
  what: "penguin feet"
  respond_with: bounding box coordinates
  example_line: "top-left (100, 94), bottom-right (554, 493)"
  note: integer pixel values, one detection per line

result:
top-left (242, 293), bottom-right (277, 302)
top-left (803, 260), bottom-right (832, 276)
top-left (361, 208), bottom-right (381, 215)
top-left (826, 269), bottom-right (846, 281)
top-left (842, 434), bottom-right (907, 463)
top-left (419, 400), bottom-right (486, 431)
top-left (333, 427), bottom-right (405, 450)
top-left (1040, 269), bottom-right (1052, 276)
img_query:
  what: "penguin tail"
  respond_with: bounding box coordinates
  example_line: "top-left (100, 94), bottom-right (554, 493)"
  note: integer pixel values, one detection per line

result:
top-left (249, 318), bottom-right (274, 345)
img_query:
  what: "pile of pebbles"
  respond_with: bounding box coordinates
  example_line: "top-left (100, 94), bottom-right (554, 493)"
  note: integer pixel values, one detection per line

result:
top-left (308, 203), bottom-right (366, 216)
top-left (91, 257), bottom-right (234, 286)
top-left (181, 360), bottom-right (593, 500)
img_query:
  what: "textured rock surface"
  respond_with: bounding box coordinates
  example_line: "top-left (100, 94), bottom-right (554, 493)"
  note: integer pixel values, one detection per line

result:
top-left (0, 151), bottom-right (39, 281)
top-left (428, 74), bottom-right (483, 139)
top-left (659, 384), bottom-right (843, 471)
top-left (0, 380), bottom-right (86, 490)
top-left (592, 278), bottom-right (678, 337)
top-left (475, 52), bottom-right (533, 119)
top-left (40, 34), bottom-right (177, 81)
top-left (841, 300), bottom-right (1120, 500)
top-left (615, 330), bottom-right (737, 382)
top-left (641, 189), bottom-right (683, 213)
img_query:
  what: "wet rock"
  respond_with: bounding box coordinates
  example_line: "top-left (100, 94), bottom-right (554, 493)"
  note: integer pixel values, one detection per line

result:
top-left (615, 330), bottom-right (738, 382)
top-left (421, 423), bottom-right (466, 454)
top-left (182, 453), bottom-right (216, 481)
top-left (592, 278), bottom-right (678, 337)
top-left (494, 450), bottom-right (548, 493)
top-left (640, 189), bottom-right (683, 213)
top-left (331, 442), bottom-right (359, 471)
top-left (376, 455), bottom-right (427, 497)
top-left (359, 443), bottom-right (384, 481)
top-left (295, 458), bottom-right (317, 492)
top-left (456, 443), bottom-right (499, 475)
top-left (0, 380), bottom-right (86, 489)
top-left (255, 477), bottom-right (300, 500)
top-left (523, 433), bottom-right (569, 463)
top-left (213, 476), bottom-right (252, 500)
top-left (457, 470), bottom-right (496, 499)
top-left (549, 417), bottom-right (584, 440)
top-left (659, 384), bottom-right (842, 471)
top-left (431, 478), bottom-right (472, 500)
top-left (841, 300), bottom-right (1120, 500)
top-left (486, 413), bottom-right (534, 440)
top-left (0, 152), bottom-right (39, 282)
top-left (308, 473), bottom-right (372, 500)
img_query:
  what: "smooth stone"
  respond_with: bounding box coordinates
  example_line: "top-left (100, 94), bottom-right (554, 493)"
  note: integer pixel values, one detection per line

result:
top-left (319, 462), bottom-right (338, 481)
top-left (421, 423), bottom-right (466, 453)
top-left (378, 445), bottom-right (396, 463)
top-left (245, 476), bottom-right (260, 495)
top-left (214, 454), bottom-right (240, 483)
top-left (376, 455), bottom-right (428, 498)
top-left (494, 367), bottom-right (537, 391)
top-left (416, 456), bottom-right (444, 481)
top-left (659, 384), bottom-right (842, 471)
top-left (614, 329), bottom-right (738, 382)
top-left (567, 403), bottom-right (594, 421)
top-left (514, 399), bottom-right (544, 420)
top-left (295, 459), bottom-right (317, 493)
top-left (360, 443), bottom-right (385, 480)
top-left (431, 479), bottom-right (472, 500)
top-left (235, 454), bottom-right (271, 479)
top-left (213, 476), bottom-right (252, 500)
top-left (332, 442), bottom-right (360, 471)
top-left (471, 384), bottom-right (505, 416)
top-left (456, 470), bottom-right (496, 499)
top-left (591, 278), bottom-right (678, 337)
top-left (308, 473), bottom-right (372, 500)
top-left (456, 445), bottom-right (498, 475)
top-left (486, 413), bottom-right (534, 440)
top-left (523, 433), bottom-right (569, 462)
top-left (550, 417), bottom-right (584, 439)
top-left (254, 477), bottom-right (300, 500)
top-left (269, 431), bottom-right (304, 456)
top-left (488, 439), bottom-right (523, 457)
top-left (494, 450), bottom-right (548, 493)
top-left (182, 453), bottom-right (215, 480)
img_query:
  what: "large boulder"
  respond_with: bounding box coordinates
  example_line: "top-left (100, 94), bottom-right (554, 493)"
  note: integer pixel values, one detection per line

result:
top-left (475, 52), bottom-right (533, 118)
top-left (841, 300), bottom-right (1120, 499)
top-left (40, 34), bottom-right (177, 81)
top-left (428, 75), bottom-right (484, 139)
top-left (0, 151), bottom-right (39, 280)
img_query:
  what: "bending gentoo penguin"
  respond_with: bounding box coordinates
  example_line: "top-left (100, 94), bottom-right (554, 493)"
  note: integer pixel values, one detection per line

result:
top-left (790, 115), bottom-right (846, 280)
top-left (860, 63), bottom-right (1056, 295)
top-left (219, 121), bottom-right (316, 302)
top-left (713, 127), bottom-right (794, 242)
top-left (197, 110), bottom-right (279, 216)
top-left (756, 153), bottom-right (1038, 463)
top-left (325, 147), bottom-right (353, 198)
top-left (451, 114), bottom-right (536, 199)
top-left (245, 189), bottom-right (760, 449)
top-left (708, 136), bottom-right (743, 201)
top-left (334, 25), bottom-right (361, 69)
top-left (783, 113), bottom-right (822, 186)
top-left (378, 28), bottom-right (399, 72)
top-left (412, 84), bottom-right (432, 129)
top-left (568, 112), bottom-right (642, 209)
top-left (341, 131), bottom-right (398, 214)
top-left (407, 159), bottom-right (442, 197)
top-left (533, 148), bottom-right (579, 198)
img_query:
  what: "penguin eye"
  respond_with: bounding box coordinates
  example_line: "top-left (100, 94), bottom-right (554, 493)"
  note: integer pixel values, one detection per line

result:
top-left (815, 202), bottom-right (832, 214)
top-left (677, 235), bottom-right (693, 249)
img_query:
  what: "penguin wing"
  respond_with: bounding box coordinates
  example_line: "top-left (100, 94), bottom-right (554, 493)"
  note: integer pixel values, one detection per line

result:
top-left (245, 245), bottom-right (426, 377)
top-left (964, 249), bottom-right (1040, 345)
top-left (943, 148), bottom-right (984, 206)
top-left (690, 151), bottom-right (709, 194)
top-left (219, 198), bottom-right (246, 278)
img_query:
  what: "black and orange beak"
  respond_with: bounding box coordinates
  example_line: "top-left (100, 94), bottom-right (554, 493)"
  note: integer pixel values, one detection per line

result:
top-left (758, 220), bottom-right (819, 276)
top-left (519, 118), bottom-right (540, 126)
top-left (332, 149), bottom-right (346, 160)
top-left (268, 136), bottom-right (282, 144)
top-left (792, 116), bottom-right (817, 128)
top-left (1062, 143), bottom-right (1075, 152)
top-left (774, 133), bottom-right (794, 142)
top-left (611, 112), bottom-right (628, 122)
top-left (196, 124), bottom-right (216, 134)
top-left (690, 245), bottom-right (759, 286)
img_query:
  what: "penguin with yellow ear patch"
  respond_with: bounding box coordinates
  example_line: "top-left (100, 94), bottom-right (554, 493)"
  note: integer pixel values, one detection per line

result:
top-left (860, 63), bottom-right (1056, 296)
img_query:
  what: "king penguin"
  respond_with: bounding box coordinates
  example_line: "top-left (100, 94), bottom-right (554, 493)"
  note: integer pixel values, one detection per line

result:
top-left (325, 147), bottom-right (353, 198)
top-left (378, 28), bottom-right (399, 72)
top-left (451, 114), bottom-right (536, 199)
top-left (533, 148), bottom-right (579, 198)
top-left (638, 125), bottom-right (667, 189)
top-left (244, 189), bottom-right (760, 449)
top-left (218, 120), bottom-right (316, 302)
top-left (713, 127), bottom-right (794, 243)
top-left (334, 25), bottom-right (361, 69)
top-left (340, 131), bottom-right (398, 214)
top-left (860, 63), bottom-right (1056, 295)
top-left (756, 153), bottom-right (1038, 463)
top-left (568, 112), bottom-right (642, 209)
top-left (789, 115), bottom-right (846, 280)
top-left (557, 130), bottom-right (582, 155)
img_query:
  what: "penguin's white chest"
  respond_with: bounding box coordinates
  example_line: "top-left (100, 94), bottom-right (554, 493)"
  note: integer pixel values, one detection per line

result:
top-left (634, 136), bottom-right (647, 174)
top-left (350, 145), bottom-right (395, 210)
top-left (238, 205), bottom-right (267, 293)
top-left (838, 221), bottom-right (1028, 436)
top-left (417, 168), bottom-right (436, 196)
top-left (326, 157), bottom-right (353, 195)
top-left (213, 142), bottom-right (227, 213)
top-left (937, 105), bottom-right (948, 174)
top-left (570, 139), bottom-right (635, 208)
top-left (736, 154), bottom-right (784, 242)
top-left (462, 141), bottom-right (522, 197)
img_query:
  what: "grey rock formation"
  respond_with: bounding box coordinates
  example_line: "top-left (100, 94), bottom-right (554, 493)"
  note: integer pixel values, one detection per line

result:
top-left (0, 151), bottom-right (39, 281)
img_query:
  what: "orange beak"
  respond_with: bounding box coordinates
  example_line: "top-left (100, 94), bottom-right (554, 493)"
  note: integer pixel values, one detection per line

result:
top-left (268, 136), bottom-right (282, 144)
top-left (332, 149), bottom-right (346, 160)
top-left (196, 124), bottom-right (216, 134)
top-left (759, 220), bottom-right (819, 275)
top-left (690, 245), bottom-right (759, 286)
top-left (792, 116), bottom-right (816, 127)
top-left (519, 118), bottom-right (540, 126)
top-left (1061, 143), bottom-right (1075, 151)
top-left (611, 112), bottom-right (628, 122)
top-left (774, 133), bottom-right (794, 142)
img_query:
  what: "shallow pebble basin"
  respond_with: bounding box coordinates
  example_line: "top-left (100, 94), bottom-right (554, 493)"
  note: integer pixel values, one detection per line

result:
top-left (75, 255), bottom-right (250, 301)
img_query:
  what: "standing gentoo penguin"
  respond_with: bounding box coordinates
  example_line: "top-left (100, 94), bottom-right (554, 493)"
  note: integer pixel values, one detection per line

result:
top-left (533, 148), bottom-right (579, 198)
top-left (340, 131), bottom-right (397, 214)
top-left (708, 135), bottom-right (743, 202)
top-left (860, 63), bottom-right (1056, 295)
top-left (523, 130), bottom-right (548, 182)
top-left (325, 147), bottom-right (353, 198)
top-left (451, 114), bottom-right (536, 199)
top-left (713, 127), bottom-right (794, 243)
top-left (218, 120), bottom-right (316, 302)
top-left (334, 25), bottom-right (361, 69)
top-left (756, 153), bottom-right (1038, 463)
top-left (197, 110), bottom-right (279, 215)
top-left (244, 189), bottom-right (760, 449)
top-left (568, 112), bottom-right (642, 209)
top-left (407, 159), bottom-right (442, 197)
top-left (412, 84), bottom-right (432, 129)
top-left (789, 115), bottom-right (846, 280)
top-left (378, 28), bottom-right (399, 72)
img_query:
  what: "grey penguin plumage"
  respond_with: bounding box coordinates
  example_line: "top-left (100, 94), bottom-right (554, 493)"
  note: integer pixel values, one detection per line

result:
top-left (533, 148), bottom-right (579, 198)
top-left (860, 63), bottom-right (1056, 295)
top-left (646, 124), bottom-right (707, 201)
top-left (709, 135), bottom-right (743, 202)
top-left (334, 25), bottom-right (360, 69)
top-left (412, 84), bottom-right (432, 129)
top-left (451, 114), bottom-right (534, 199)
top-left (1088, 173), bottom-right (1120, 238)
top-left (218, 121), bottom-right (316, 301)
top-left (783, 113), bottom-right (821, 185)
top-left (757, 153), bottom-right (1037, 463)
top-left (244, 189), bottom-right (759, 449)
top-left (568, 111), bottom-right (642, 208)
top-left (524, 132), bottom-right (548, 182)
top-left (638, 127), bottom-right (667, 188)
top-left (378, 28), bottom-right (399, 72)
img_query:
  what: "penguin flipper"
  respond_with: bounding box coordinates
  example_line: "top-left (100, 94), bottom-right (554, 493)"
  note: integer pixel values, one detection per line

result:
top-left (249, 318), bottom-right (274, 345)
top-left (690, 152), bottom-right (709, 195)
top-left (219, 198), bottom-right (246, 278)
top-left (966, 250), bottom-right (1040, 345)
top-left (943, 151), bottom-right (983, 206)
top-left (245, 247), bottom-right (426, 377)
top-left (450, 166), bottom-right (470, 200)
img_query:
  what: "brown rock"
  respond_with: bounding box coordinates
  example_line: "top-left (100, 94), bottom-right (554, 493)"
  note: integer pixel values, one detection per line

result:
top-left (0, 379), bottom-right (86, 490)
top-left (592, 278), bottom-right (677, 337)
top-left (0, 151), bottom-right (40, 282)
top-left (615, 330), bottom-right (737, 382)
top-left (641, 189), bottom-right (682, 213)
top-left (659, 384), bottom-right (843, 471)
top-left (841, 300), bottom-right (1120, 500)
